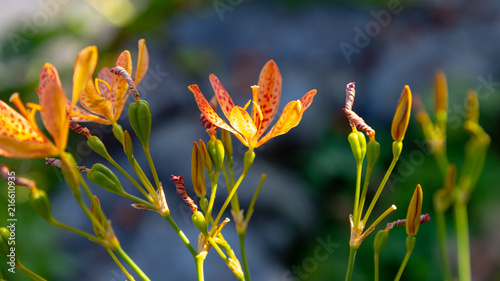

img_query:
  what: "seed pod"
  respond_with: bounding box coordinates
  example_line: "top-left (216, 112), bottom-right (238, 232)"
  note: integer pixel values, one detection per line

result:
top-left (87, 163), bottom-right (124, 195)
top-left (348, 131), bottom-right (366, 166)
top-left (0, 227), bottom-right (10, 257)
top-left (373, 230), bottom-right (389, 259)
top-left (207, 138), bottom-right (225, 172)
top-left (366, 140), bottom-right (380, 169)
top-left (192, 210), bottom-right (209, 237)
top-left (112, 123), bottom-right (125, 145)
top-left (87, 136), bottom-right (110, 159)
top-left (29, 188), bottom-right (53, 222)
top-left (129, 100), bottom-right (152, 146)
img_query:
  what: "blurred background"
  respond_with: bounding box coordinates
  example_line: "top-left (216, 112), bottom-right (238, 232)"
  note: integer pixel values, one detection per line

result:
top-left (0, 0), bottom-right (499, 280)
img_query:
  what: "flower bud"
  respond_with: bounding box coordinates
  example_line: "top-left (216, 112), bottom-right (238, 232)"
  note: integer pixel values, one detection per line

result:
top-left (112, 123), bottom-right (124, 145)
top-left (434, 70), bottom-right (448, 113)
top-left (87, 135), bottom-right (110, 159)
top-left (373, 230), bottom-right (389, 259)
top-left (199, 197), bottom-right (209, 213)
top-left (129, 100), bottom-right (152, 146)
top-left (198, 140), bottom-right (213, 172)
top-left (87, 163), bottom-right (124, 195)
top-left (406, 184), bottom-right (423, 236)
top-left (123, 130), bottom-right (134, 156)
top-left (60, 152), bottom-right (80, 191)
top-left (192, 210), bottom-right (209, 237)
top-left (366, 140), bottom-right (380, 169)
top-left (465, 90), bottom-right (479, 123)
top-left (391, 85), bottom-right (412, 142)
top-left (29, 188), bottom-right (53, 222)
top-left (207, 138), bottom-right (225, 172)
top-left (0, 227), bottom-right (10, 257)
top-left (348, 131), bottom-right (366, 166)
top-left (243, 149), bottom-right (255, 175)
top-left (191, 142), bottom-right (207, 198)
top-left (392, 141), bottom-right (403, 159)
top-left (221, 129), bottom-right (233, 157)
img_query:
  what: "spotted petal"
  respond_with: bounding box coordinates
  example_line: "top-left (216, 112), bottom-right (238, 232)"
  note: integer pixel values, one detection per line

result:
top-left (134, 39), bottom-right (149, 85)
top-left (255, 60), bottom-right (282, 139)
top-left (188, 85), bottom-right (237, 135)
top-left (72, 46), bottom-right (98, 106)
top-left (0, 100), bottom-right (56, 158)
top-left (38, 63), bottom-right (69, 151)
top-left (113, 51), bottom-right (133, 120)
top-left (97, 67), bottom-right (113, 101)
top-left (229, 106), bottom-right (257, 142)
top-left (299, 89), bottom-right (317, 112)
top-left (256, 100), bottom-right (302, 147)
top-left (209, 74), bottom-right (234, 121)
top-left (67, 100), bottom-right (109, 124)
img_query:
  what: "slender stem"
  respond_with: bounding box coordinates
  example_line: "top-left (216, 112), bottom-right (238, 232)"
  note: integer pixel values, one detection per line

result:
top-left (106, 156), bottom-right (153, 203)
top-left (143, 145), bottom-right (161, 189)
top-left (222, 163), bottom-right (240, 214)
top-left (239, 232), bottom-right (251, 281)
top-left (374, 256), bottom-right (380, 281)
top-left (195, 254), bottom-right (205, 281)
top-left (114, 245), bottom-right (151, 281)
top-left (71, 188), bottom-right (106, 235)
top-left (345, 246), bottom-right (358, 281)
top-left (435, 208), bottom-right (453, 281)
top-left (80, 178), bottom-right (109, 230)
top-left (50, 219), bottom-right (101, 243)
top-left (357, 167), bottom-right (373, 223)
top-left (122, 192), bottom-right (157, 210)
top-left (394, 237), bottom-right (415, 281)
top-left (353, 165), bottom-right (363, 229)
top-left (367, 205), bottom-right (397, 231)
top-left (244, 174), bottom-right (267, 223)
top-left (106, 248), bottom-right (136, 281)
top-left (363, 157), bottom-right (398, 225)
top-left (213, 172), bottom-right (246, 229)
top-left (16, 260), bottom-right (47, 281)
top-left (455, 199), bottom-right (471, 281)
top-left (162, 212), bottom-right (197, 257)
top-left (128, 155), bottom-right (156, 196)
top-left (205, 171), bottom-right (220, 223)
top-left (207, 236), bottom-right (228, 263)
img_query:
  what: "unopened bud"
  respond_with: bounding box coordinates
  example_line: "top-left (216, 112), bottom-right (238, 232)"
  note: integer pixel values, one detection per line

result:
top-left (198, 140), bottom-right (213, 172)
top-left (348, 131), bottom-right (366, 166)
top-left (207, 138), bottom-right (225, 172)
top-left (373, 230), bottom-right (389, 259)
top-left (191, 142), bottom-right (206, 198)
top-left (406, 184), bottom-right (423, 236)
top-left (129, 100), bottom-right (152, 146)
top-left (0, 227), bottom-right (10, 257)
top-left (221, 129), bottom-right (233, 157)
top-left (29, 188), bottom-right (53, 222)
top-left (391, 85), bottom-right (412, 142)
top-left (87, 135), bottom-right (110, 159)
top-left (465, 90), bottom-right (479, 123)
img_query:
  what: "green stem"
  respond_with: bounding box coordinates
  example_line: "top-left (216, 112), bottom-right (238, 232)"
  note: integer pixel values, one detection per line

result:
top-left (106, 248), bottom-right (135, 281)
top-left (71, 187), bottom-right (106, 235)
top-left (357, 167), bottom-right (373, 224)
top-left (363, 157), bottom-right (398, 225)
top-left (50, 219), bottom-right (101, 244)
top-left (162, 212), bottom-right (197, 257)
top-left (353, 165), bottom-right (363, 229)
top-left (106, 156), bottom-right (153, 203)
top-left (244, 174), bottom-right (267, 223)
top-left (345, 246), bottom-right (358, 281)
top-left (222, 163), bottom-right (240, 214)
top-left (205, 171), bottom-right (220, 223)
top-left (394, 236), bottom-right (415, 281)
top-left (114, 245), bottom-right (151, 281)
top-left (16, 260), bottom-right (47, 281)
top-left (122, 192), bottom-right (157, 210)
top-left (143, 145), bottom-right (161, 189)
top-left (213, 172), bottom-right (246, 229)
top-left (128, 155), bottom-right (156, 196)
top-left (374, 256), bottom-right (380, 281)
top-left (435, 208), bottom-right (453, 281)
top-left (239, 232), bottom-right (251, 281)
top-left (195, 254), bottom-right (205, 281)
top-left (455, 199), bottom-right (471, 281)
top-left (80, 178), bottom-right (109, 230)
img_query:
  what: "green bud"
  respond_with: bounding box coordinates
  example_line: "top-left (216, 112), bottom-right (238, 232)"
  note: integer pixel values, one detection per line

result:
top-left (0, 227), bottom-right (10, 257)
top-left (123, 130), bottom-right (134, 156)
top-left (243, 149), bottom-right (256, 175)
top-left (392, 141), bottom-right (403, 159)
top-left (373, 230), bottom-right (389, 258)
top-left (406, 235), bottom-right (416, 252)
top-left (367, 140), bottom-right (380, 169)
top-left (348, 131), bottom-right (366, 166)
top-left (112, 123), bottom-right (124, 145)
top-left (199, 197), bottom-right (209, 213)
top-left (191, 210), bottom-right (209, 237)
top-left (129, 100), bottom-right (152, 146)
top-left (87, 136), bottom-right (110, 159)
top-left (60, 152), bottom-right (80, 191)
top-left (87, 163), bottom-right (124, 195)
top-left (207, 138), bottom-right (225, 172)
top-left (29, 188), bottom-right (53, 222)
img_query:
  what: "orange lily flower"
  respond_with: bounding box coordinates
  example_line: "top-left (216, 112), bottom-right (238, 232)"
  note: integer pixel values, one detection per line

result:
top-left (70, 39), bottom-right (149, 125)
top-left (188, 60), bottom-right (317, 149)
top-left (0, 46), bottom-right (98, 159)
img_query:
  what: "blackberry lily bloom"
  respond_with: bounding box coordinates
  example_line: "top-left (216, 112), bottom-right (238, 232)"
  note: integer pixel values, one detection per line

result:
top-left (188, 60), bottom-right (316, 150)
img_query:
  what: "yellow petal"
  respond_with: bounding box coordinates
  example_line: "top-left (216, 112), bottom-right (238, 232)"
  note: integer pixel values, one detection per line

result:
top-left (79, 79), bottom-right (113, 120)
top-left (256, 100), bottom-right (302, 147)
top-left (67, 100), bottom-right (109, 124)
top-left (255, 60), bottom-right (282, 139)
top-left (229, 106), bottom-right (257, 143)
top-left (38, 63), bottom-right (69, 151)
top-left (188, 85), bottom-right (238, 135)
top-left (113, 50), bottom-right (133, 118)
top-left (209, 74), bottom-right (234, 121)
top-left (72, 46), bottom-right (98, 106)
top-left (134, 39), bottom-right (149, 85)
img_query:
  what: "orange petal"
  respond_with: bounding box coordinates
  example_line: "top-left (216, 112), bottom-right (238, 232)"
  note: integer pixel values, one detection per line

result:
top-left (299, 89), bottom-right (317, 112)
top-left (209, 74), bottom-right (234, 121)
top-left (67, 100), bottom-right (109, 124)
top-left (256, 100), bottom-right (302, 147)
top-left (188, 85), bottom-right (238, 135)
top-left (255, 60), bottom-right (282, 139)
top-left (72, 46), bottom-right (98, 106)
top-left (38, 63), bottom-right (69, 150)
top-left (79, 80), bottom-right (113, 120)
top-left (134, 39), bottom-right (149, 85)
top-left (97, 67), bottom-right (114, 101)
top-left (113, 50), bottom-right (133, 118)
top-left (229, 106), bottom-right (257, 143)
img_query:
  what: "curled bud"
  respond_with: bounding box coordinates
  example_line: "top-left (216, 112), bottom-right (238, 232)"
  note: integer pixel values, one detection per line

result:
top-left (129, 100), bottom-right (152, 146)
top-left (207, 138), bottom-right (225, 172)
top-left (171, 175), bottom-right (198, 212)
top-left (345, 82), bottom-right (356, 111)
top-left (87, 163), bottom-right (124, 195)
top-left (191, 142), bottom-right (207, 198)
top-left (87, 135), bottom-right (111, 159)
top-left (29, 188), bottom-right (54, 222)
top-left (406, 184), bottom-right (423, 236)
top-left (123, 130), bottom-right (133, 156)
top-left (391, 85), bottom-right (412, 142)
top-left (69, 121), bottom-right (91, 137)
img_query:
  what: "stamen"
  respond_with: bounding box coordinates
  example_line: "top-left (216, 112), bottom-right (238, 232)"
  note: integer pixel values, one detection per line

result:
top-left (251, 85), bottom-right (259, 102)
top-left (95, 78), bottom-right (111, 97)
top-left (243, 100), bottom-right (252, 111)
top-left (110, 66), bottom-right (140, 101)
top-left (9, 93), bottom-right (28, 118)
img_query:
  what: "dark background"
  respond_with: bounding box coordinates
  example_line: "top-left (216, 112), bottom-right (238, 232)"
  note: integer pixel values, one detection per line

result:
top-left (1, 0), bottom-right (499, 280)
